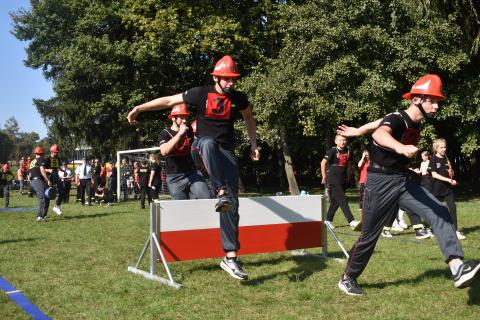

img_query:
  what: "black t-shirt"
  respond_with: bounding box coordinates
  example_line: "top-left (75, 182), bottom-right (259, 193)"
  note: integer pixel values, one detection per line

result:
top-left (324, 147), bottom-right (350, 185)
top-left (110, 167), bottom-right (117, 181)
top-left (159, 127), bottom-right (196, 174)
top-left (43, 156), bottom-right (62, 171)
top-left (370, 110), bottom-right (420, 169)
top-left (138, 164), bottom-right (150, 186)
top-left (29, 157), bottom-right (46, 180)
top-left (93, 164), bottom-right (102, 177)
top-left (182, 85), bottom-right (249, 150)
top-left (428, 155), bottom-right (451, 197)
top-left (150, 162), bottom-right (162, 187)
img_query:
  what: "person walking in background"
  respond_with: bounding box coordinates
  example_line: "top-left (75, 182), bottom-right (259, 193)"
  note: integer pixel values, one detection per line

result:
top-left (321, 135), bottom-right (361, 231)
top-left (336, 74), bottom-right (480, 295)
top-left (127, 55), bottom-right (260, 281)
top-left (138, 159), bottom-right (151, 209)
top-left (429, 138), bottom-right (465, 240)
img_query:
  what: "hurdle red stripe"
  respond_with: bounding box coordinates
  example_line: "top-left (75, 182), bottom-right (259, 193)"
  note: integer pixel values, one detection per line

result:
top-left (160, 221), bottom-right (323, 262)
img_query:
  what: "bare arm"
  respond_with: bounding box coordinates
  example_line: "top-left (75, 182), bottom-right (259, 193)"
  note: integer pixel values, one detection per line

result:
top-left (240, 107), bottom-right (260, 161)
top-left (127, 93), bottom-right (184, 125)
top-left (148, 170), bottom-right (154, 187)
top-left (320, 159), bottom-right (327, 184)
top-left (40, 166), bottom-right (51, 186)
top-left (372, 126), bottom-right (418, 158)
top-left (160, 124), bottom-right (188, 157)
top-left (337, 119), bottom-right (383, 138)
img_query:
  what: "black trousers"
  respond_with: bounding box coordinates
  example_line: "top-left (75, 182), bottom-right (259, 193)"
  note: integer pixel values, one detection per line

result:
top-left (436, 190), bottom-right (457, 229)
top-left (80, 179), bottom-right (91, 204)
top-left (140, 185), bottom-right (151, 208)
top-left (344, 172), bottom-right (463, 280)
top-left (327, 183), bottom-right (354, 223)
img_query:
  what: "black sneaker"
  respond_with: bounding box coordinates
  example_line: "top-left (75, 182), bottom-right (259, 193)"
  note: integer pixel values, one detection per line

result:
top-left (215, 193), bottom-right (232, 213)
top-left (415, 228), bottom-right (430, 239)
top-left (220, 257), bottom-right (248, 280)
top-left (453, 261), bottom-right (480, 289)
top-left (338, 276), bottom-right (363, 296)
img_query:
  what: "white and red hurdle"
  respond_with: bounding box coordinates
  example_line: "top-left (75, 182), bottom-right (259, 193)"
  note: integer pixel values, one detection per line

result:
top-left (128, 195), bottom-right (348, 288)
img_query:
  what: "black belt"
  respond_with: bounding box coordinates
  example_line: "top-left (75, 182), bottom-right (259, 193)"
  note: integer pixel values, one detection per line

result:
top-left (368, 162), bottom-right (408, 174)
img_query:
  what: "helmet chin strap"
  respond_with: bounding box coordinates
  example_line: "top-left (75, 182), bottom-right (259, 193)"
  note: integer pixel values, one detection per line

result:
top-left (414, 95), bottom-right (435, 119)
top-left (215, 77), bottom-right (232, 94)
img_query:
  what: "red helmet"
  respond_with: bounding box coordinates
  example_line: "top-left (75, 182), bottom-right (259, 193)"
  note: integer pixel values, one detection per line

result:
top-left (34, 146), bottom-right (44, 154)
top-left (168, 103), bottom-right (191, 120)
top-left (2, 163), bottom-right (9, 171)
top-left (50, 144), bottom-right (60, 153)
top-left (210, 55), bottom-right (240, 77)
top-left (402, 74), bottom-right (446, 100)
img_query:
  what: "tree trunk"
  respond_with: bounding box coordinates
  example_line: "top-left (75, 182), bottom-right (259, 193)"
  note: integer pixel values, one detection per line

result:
top-left (279, 124), bottom-right (299, 195)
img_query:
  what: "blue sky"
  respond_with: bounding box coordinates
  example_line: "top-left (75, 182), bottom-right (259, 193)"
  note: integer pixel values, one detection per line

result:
top-left (0, 0), bottom-right (52, 139)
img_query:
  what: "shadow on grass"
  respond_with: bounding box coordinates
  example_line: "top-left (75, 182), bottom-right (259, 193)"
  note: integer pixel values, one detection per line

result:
top-left (53, 210), bottom-right (128, 221)
top-left (0, 237), bottom-right (41, 245)
top-left (461, 225), bottom-right (480, 235)
top-left (362, 267), bottom-right (480, 302)
top-left (244, 255), bottom-right (327, 286)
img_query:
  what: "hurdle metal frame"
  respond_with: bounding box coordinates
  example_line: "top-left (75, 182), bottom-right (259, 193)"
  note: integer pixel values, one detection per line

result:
top-left (128, 195), bottom-right (348, 288)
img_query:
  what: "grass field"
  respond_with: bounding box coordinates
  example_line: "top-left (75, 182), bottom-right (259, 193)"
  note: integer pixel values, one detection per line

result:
top-left (1, 188), bottom-right (479, 319)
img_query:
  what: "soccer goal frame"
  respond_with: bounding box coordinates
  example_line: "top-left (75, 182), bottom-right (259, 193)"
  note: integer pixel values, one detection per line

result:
top-left (116, 147), bottom-right (161, 203)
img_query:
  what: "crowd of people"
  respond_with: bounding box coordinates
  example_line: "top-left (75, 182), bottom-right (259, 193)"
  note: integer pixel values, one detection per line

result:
top-left (1, 57), bottom-right (479, 294)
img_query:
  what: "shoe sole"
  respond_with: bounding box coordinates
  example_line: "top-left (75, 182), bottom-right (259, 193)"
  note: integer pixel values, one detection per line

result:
top-left (416, 235), bottom-right (430, 240)
top-left (220, 261), bottom-right (248, 280)
top-left (338, 280), bottom-right (362, 296)
top-left (352, 222), bottom-right (362, 232)
top-left (455, 264), bottom-right (480, 289)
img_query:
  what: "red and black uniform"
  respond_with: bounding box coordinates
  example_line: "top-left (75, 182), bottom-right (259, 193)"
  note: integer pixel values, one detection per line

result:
top-left (159, 127), bottom-right (210, 200)
top-left (183, 85), bottom-right (248, 252)
top-left (30, 157), bottom-right (49, 218)
top-left (429, 155), bottom-right (458, 229)
top-left (344, 111), bottom-right (463, 280)
top-left (44, 156), bottom-right (64, 206)
top-left (324, 147), bottom-right (355, 223)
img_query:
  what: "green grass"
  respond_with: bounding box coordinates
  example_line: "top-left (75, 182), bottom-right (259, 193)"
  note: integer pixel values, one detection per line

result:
top-left (1, 189), bottom-right (479, 319)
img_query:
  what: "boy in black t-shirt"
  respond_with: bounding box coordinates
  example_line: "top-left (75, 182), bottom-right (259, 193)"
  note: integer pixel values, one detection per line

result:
top-left (321, 135), bottom-right (361, 230)
top-left (336, 74), bottom-right (480, 295)
top-left (159, 104), bottom-right (210, 201)
top-left (148, 153), bottom-right (162, 200)
top-left (428, 138), bottom-right (465, 240)
top-left (30, 146), bottom-right (52, 221)
top-left (128, 55), bottom-right (260, 281)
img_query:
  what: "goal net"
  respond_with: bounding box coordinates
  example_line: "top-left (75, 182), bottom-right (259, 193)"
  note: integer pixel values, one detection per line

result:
top-left (115, 147), bottom-right (169, 202)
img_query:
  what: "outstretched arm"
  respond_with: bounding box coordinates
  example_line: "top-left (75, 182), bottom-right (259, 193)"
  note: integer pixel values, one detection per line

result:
top-left (337, 118), bottom-right (382, 138)
top-left (241, 107), bottom-right (260, 161)
top-left (127, 93), bottom-right (184, 125)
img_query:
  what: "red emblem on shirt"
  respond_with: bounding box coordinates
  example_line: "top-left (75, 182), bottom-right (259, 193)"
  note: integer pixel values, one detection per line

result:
top-left (401, 128), bottom-right (420, 145)
top-left (337, 153), bottom-right (350, 167)
top-left (205, 93), bottom-right (231, 120)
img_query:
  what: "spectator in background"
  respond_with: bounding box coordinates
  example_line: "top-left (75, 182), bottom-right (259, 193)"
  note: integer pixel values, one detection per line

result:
top-left (429, 138), bottom-right (465, 240)
top-left (92, 158), bottom-right (102, 204)
top-left (76, 157), bottom-right (93, 206)
top-left (59, 162), bottom-right (72, 203)
top-left (321, 135), bottom-right (361, 231)
top-left (107, 160), bottom-right (118, 202)
top-left (149, 153), bottom-right (162, 200)
top-left (138, 159), bottom-right (151, 209)
top-left (357, 149), bottom-right (370, 212)
top-left (0, 163), bottom-right (15, 207)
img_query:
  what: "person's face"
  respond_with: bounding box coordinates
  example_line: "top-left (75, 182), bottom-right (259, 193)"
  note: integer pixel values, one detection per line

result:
top-left (436, 143), bottom-right (447, 156)
top-left (416, 96), bottom-right (442, 116)
top-left (215, 76), bottom-right (238, 92)
top-left (173, 116), bottom-right (188, 126)
top-left (421, 154), bottom-right (429, 161)
top-left (335, 136), bottom-right (347, 149)
top-left (51, 151), bottom-right (58, 158)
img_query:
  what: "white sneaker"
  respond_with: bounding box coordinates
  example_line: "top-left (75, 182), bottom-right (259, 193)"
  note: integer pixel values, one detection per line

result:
top-left (381, 229), bottom-right (393, 238)
top-left (36, 216), bottom-right (44, 222)
top-left (398, 220), bottom-right (408, 229)
top-left (456, 231), bottom-right (466, 240)
top-left (53, 205), bottom-right (62, 215)
top-left (427, 228), bottom-right (435, 238)
top-left (349, 220), bottom-right (362, 231)
top-left (391, 220), bottom-right (405, 232)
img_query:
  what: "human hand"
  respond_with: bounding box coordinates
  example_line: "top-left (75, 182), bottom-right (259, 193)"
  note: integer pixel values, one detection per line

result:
top-left (450, 179), bottom-right (458, 186)
top-left (127, 107), bottom-right (139, 125)
top-left (395, 145), bottom-right (418, 158)
top-left (251, 148), bottom-right (260, 161)
top-left (178, 120), bottom-right (188, 135)
top-left (337, 124), bottom-right (360, 138)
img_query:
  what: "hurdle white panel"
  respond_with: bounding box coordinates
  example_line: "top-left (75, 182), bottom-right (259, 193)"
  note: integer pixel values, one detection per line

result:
top-left (158, 195), bottom-right (325, 262)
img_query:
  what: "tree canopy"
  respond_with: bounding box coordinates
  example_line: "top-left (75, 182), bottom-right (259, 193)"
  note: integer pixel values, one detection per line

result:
top-left (11, 0), bottom-right (480, 187)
